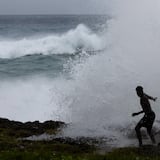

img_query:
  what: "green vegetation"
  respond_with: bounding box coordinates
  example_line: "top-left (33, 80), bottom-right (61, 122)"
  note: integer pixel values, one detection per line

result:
top-left (1, 147), bottom-right (160, 160)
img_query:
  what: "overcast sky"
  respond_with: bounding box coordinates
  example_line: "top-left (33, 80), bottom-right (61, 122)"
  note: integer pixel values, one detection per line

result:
top-left (0, 0), bottom-right (110, 15)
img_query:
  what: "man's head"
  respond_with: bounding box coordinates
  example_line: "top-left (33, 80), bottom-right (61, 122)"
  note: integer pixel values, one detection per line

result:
top-left (136, 86), bottom-right (144, 97)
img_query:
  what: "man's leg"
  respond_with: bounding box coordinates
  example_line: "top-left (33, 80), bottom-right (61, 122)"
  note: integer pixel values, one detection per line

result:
top-left (135, 123), bottom-right (143, 147)
top-left (147, 112), bottom-right (156, 144)
top-left (147, 126), bottom-right (156, 144)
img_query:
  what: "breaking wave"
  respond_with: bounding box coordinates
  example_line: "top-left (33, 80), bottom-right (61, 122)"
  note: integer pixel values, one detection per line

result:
top-left (0, 24), bottom-right (105, 59)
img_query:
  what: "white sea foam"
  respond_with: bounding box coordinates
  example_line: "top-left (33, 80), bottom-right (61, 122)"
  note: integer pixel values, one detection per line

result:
top-left (0, 24), bottom-right (105, 58)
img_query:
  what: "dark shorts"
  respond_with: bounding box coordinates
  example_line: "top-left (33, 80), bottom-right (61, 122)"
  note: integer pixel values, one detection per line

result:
top-left (137, 112), bottom-right (155, 129)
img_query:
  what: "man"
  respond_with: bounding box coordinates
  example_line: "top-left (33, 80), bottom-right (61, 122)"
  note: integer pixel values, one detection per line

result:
top-left (132, 86), bottom-right (157, 147)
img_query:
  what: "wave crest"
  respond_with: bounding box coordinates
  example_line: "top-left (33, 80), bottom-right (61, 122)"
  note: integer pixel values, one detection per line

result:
top-left (0, 24), bottom-right (105, 59)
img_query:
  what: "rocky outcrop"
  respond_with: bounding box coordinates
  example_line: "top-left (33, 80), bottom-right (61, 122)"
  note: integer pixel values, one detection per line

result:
top-left (0, 117), bottom-right (65, 137)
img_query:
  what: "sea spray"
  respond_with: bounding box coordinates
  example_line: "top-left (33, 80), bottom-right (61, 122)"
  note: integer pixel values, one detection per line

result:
top-left (57, 0), bottom-right (160, 145)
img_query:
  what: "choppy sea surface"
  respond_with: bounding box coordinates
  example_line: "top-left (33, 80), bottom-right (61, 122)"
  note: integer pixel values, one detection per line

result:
top-left (0, 15), bottom-right (107, 79)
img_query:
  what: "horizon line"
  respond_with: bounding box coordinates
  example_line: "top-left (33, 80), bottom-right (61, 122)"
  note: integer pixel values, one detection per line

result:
top-left (0, 13), bottom-right (108, 16)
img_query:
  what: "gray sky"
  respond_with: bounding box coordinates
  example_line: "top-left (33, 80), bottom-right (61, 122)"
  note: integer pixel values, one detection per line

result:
top-left (0, 0), bottom-right (110, 15)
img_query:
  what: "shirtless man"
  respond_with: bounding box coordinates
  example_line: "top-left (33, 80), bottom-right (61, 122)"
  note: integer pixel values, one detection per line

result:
top-left (132, 86), bottom-right (157, 147)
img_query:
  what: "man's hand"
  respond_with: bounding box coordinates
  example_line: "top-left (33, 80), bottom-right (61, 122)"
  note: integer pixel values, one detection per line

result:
top-left (153, 97), bottom-right (157, 102)
top-left (132, 113), bottom-right (138, 117)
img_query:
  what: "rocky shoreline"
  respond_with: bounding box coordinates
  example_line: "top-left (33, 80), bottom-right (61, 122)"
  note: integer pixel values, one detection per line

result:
top-left (0, 117), bottom-right (65, 138)
top-left (1, 117), bottom-right (160, 160)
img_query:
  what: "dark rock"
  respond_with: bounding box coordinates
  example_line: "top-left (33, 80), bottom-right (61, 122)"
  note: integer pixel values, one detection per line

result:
top-left (0, 117), bottom-right (65, 138)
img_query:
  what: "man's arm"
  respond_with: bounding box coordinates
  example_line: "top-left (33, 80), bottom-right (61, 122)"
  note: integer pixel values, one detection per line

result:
top-left (144, 93), bottom-right (157, 101)
top-left (132, 111), bottom-right (144, 117)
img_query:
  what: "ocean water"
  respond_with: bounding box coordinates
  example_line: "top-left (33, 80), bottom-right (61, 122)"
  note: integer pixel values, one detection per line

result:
top-left (1, 3), bottom-right (160, 147)
top-left (0, 15), bottom-right (107, 121)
